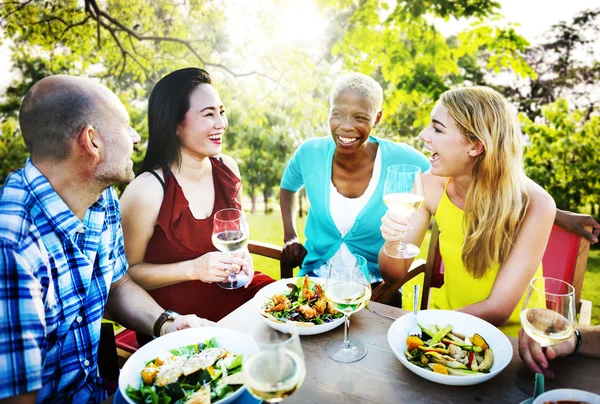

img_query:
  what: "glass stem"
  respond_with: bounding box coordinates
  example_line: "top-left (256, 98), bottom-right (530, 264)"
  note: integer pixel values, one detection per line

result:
top-left (342, 314), bottom-right (351, 349)
top-left (399, 239), bottom-right (407, 250)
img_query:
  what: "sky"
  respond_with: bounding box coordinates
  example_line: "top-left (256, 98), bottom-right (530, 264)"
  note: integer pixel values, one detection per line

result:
top-left (0, 0), bottom-right (598, 92)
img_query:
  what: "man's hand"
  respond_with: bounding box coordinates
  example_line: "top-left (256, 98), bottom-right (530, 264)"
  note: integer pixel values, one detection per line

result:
top-left (556, 210), bottom-right (600, 244)
top-left (161, 315), bottom-right (215, 336)
top-left (518, 328), bottom-right (577, 378)
top-left (281, 238), bottom-right (307, 268)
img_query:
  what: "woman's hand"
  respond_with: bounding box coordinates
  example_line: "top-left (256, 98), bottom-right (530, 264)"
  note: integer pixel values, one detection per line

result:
top-left (518, 328), bottom-right (577, 378)
top-left (162, 315), bottom-right (215, 336)
top-left (237, 249), bottom-right (255, 288)
top-left (380, 209), bottom-right (412, 242)
top-left (282, 238), bottom-right (308, 268)
top-left (193, 252), bottom-right (249, 283)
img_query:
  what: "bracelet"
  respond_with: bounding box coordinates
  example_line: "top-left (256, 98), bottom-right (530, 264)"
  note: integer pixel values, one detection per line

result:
top-left (567, 329), bottom-right (582, 357)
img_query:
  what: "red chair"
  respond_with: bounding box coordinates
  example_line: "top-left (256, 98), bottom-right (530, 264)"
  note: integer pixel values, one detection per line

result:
top-left (373, 223), bottom-right (593, 324)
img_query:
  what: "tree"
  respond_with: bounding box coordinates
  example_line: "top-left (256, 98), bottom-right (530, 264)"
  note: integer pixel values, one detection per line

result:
top-left (319, 0), bottom-right (534, 142)
top-left (522, 99), bottom-right (600, 213)
top-left (497, 8), bottom-right (600, 120)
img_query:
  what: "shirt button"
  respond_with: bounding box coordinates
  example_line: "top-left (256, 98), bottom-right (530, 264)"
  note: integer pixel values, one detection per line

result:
top-left (76, 316), bottom-right (83, 323)
top-left (83, 360), bottom-right (90, 367)
top-left (77, 227), bottom-right (85, 234)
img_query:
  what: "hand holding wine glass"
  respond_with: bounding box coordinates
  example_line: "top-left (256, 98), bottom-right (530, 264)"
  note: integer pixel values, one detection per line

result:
top-left (324, 253), bottom-right (371, 363)
top-left (243, 322), bottom-right (306, 403)
top-left (211, 208), bottom-right (250, 290)
top-left (520, 277), bottom-right (576, 347)
top-left (382, 164), bottom-right (424, 259)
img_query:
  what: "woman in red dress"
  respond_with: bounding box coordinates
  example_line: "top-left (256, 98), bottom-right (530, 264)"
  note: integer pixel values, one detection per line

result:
top-left (120, 68), bottom-right (274, 344)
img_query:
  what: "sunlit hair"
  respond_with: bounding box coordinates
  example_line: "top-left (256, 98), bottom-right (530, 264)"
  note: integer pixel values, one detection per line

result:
top-left (440, 86), bottom-right (530, 279)
top-left (329, 73), bottom-right (383, 114)
top-left (141, 67), bottom-right (212, 173)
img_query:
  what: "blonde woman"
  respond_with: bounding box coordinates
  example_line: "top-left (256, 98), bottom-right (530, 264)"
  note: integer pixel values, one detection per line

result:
top-left (379, 86), bottom-right (555, 336)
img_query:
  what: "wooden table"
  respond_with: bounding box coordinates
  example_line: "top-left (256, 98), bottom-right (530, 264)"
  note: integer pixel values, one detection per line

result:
top-left (218, 301), bottom-right (600, 403)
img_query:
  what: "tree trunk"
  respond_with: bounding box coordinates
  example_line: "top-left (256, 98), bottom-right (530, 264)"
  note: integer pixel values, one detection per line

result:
top-left (298, 188), bottom-right (304, 218)
top-left (250, 184), bottom-right (256, 214)
top-left (263, 186), bottom-right (269, 215)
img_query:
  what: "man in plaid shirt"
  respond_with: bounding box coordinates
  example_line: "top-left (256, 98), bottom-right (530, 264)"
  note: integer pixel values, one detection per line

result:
top-left (0, 76), bottom-right (212, 403)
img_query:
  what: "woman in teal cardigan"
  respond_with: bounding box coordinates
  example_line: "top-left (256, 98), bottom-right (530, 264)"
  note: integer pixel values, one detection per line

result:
top-left (279, 73), bottom-right (430, 284)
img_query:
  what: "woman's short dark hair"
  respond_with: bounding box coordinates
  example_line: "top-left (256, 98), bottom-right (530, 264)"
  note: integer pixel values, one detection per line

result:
top-left (141, 67), bottom-right (212, 173)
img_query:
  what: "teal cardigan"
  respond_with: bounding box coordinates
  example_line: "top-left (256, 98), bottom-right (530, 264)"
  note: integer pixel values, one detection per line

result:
top-left (280, 136), bottom-right (430, 282)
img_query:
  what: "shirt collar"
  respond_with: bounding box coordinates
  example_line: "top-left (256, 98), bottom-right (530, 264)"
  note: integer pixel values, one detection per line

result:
top-left (22, 158), bottom-right (108, 239)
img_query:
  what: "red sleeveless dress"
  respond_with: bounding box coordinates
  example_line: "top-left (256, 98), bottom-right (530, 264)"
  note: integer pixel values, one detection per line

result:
top-left (143, 158), bottom-right (274, 324)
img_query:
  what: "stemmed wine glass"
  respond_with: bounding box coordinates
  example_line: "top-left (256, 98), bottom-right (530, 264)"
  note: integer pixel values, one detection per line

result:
top-left (520, 277), bottom-right (576, 347)
top-left (243, 321), bottom-right (306, 402)
top-left (324, 253), bottom-right (372, 363)
top-left (211, 208), bottom-right (250, 290)
top-left (382, 164), bottom-right (424, 259)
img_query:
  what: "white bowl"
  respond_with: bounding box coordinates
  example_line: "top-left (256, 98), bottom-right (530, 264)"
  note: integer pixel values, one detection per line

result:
top-left (388, 309), bottom-right (513, 386)
top-left (119, 327), bottom-right (259, 404)
top-left (533, 389), bottom-right (600, 404)
top-left (254, 277), bottom-right (345, 336)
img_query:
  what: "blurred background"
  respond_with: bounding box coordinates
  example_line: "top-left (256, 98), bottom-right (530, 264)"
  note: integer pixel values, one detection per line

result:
top-left (1, 0), bottom-right (598, 322)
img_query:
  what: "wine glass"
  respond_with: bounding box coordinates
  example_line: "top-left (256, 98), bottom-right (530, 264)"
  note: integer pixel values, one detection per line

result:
top-left (324, 253), bottom-right (372, 363)
top-left (243, 321), bottom-right (306, 402)
top-left (211, 208), bottom-right (250, 290)
top-left (520, 277), bottom-right (576, 347)
top-left (382, 164), bottom-right (424, 259)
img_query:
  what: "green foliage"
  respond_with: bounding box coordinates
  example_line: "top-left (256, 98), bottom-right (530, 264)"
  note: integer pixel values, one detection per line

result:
top-left (522, 99), bottom-right (600, 211)
top-left (321, 0), bottom-right (534, 140)
top-left (0, 118), bottom-right (29, 183)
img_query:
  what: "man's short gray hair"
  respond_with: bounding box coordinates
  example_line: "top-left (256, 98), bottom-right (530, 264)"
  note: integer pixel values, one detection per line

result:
top-left (329, 73), bottom-right (383, 114)
top-left (19, 82), bottom-right (99, 161)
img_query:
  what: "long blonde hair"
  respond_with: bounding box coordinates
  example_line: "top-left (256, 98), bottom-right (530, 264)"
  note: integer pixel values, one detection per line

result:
top-left (440, 86), bottom-right (530, 278)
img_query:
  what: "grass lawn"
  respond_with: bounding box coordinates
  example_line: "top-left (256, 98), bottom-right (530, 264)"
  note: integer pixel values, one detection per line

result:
top-left (247, 212), bottom-right (600, 325)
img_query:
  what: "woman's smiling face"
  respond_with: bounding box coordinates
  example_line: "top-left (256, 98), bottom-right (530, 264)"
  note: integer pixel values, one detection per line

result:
top-left (419, 102), bottom-right (478, 178)
top-left (329, 89), bottom-right (381, 155)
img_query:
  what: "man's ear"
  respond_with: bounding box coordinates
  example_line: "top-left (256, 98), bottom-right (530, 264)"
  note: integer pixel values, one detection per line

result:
top-left (373, 110), bottom-right (383, 127)
top-left (76, 124), bottom-right (102, 163)
top-left (468, 139), bottom-right (485, 157)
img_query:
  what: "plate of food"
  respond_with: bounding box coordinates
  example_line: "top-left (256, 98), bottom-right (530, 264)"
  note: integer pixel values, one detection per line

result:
top-left (388, 310), bottom-right (512, 386)
top-left (533, 389), bottom-right (600, 404)
top-left (119, 327), bottom-right (259, 404)
top-left (254, 275), bottom-right (345, 336)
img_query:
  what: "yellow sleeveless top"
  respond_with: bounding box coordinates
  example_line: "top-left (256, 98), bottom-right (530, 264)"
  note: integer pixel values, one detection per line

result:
top-left (431, 179), bottom-right (543, 337)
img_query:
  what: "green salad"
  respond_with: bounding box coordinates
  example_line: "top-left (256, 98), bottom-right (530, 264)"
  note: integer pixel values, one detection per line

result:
top-left (126, 337), bottom-right (243, 404)
top-left (260, 275), bottom-right (344, 325)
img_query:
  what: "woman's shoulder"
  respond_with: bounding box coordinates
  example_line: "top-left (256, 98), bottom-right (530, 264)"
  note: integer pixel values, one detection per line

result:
top-left (120, 170), bottom-right (165, 211)
top-left (217, 154), bottom-right (242, 178)
top-left (296, 136), bottom-right (334, 152)
top-left (423, 172), bottom-right (447, 213)
top-left (526, 178), bottom-right (556, 214)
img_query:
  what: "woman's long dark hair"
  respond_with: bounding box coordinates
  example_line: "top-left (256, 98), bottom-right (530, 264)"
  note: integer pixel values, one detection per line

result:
top-left (141, 68), bottom-right (212, 173)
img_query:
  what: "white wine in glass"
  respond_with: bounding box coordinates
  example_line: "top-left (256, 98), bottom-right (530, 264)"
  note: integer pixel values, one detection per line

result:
top-left (243, 322), bottom-right (306, 403)
top-left (324, 253), bottom-right (371, 363)
top-left (382, 164), bottom-right (424, 259)
top-left (211, 208), bottom-right (249, 289)
top-left (520, 277), bottom-right (576, 347)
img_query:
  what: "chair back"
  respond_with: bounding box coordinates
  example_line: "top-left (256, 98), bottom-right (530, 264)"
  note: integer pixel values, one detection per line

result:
top-left (422, 222), bottom-right (591, 309)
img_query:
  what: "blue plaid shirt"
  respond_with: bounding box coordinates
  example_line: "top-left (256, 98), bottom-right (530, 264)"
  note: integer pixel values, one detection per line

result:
top-left (0, 159), bottom-right (128, 403)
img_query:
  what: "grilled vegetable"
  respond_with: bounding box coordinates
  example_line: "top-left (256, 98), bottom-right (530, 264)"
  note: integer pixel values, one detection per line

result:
top-left (432, 364), bottom-right (449, 375)
top-left (471, 333), bottom-right (490, 350)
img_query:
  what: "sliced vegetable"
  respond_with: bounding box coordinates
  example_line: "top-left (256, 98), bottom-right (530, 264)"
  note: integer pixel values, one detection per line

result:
top-left (471, 333), bottom-right (490, 350)
top-left (424, 351), bottom-right (468, 369)
top-left (417, 346), bottom-right (449, 354)
top-left (427, 325), bottom-right (453, 346)
top-left (441, 338), bottom-right (482, 353)
top-left (477, 348), bottom-right (494, 372)
top-left (432, 364), bottom-right (449, 375)
top-left (406, 336), bottom-right (424, 351)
